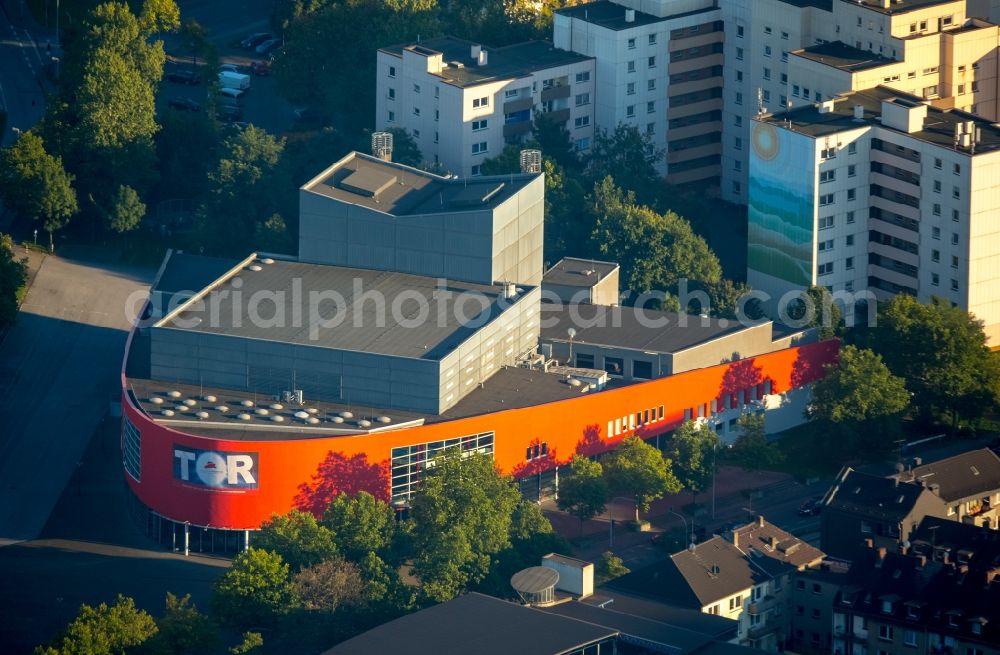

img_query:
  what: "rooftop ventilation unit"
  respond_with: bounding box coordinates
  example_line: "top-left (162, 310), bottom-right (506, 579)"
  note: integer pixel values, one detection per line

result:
top-left (372, 131), bottom-right (394, 161)
top-left (519, 149), bottom-right (542, 173)
top-left (511, 566), bottom-right (560, 606)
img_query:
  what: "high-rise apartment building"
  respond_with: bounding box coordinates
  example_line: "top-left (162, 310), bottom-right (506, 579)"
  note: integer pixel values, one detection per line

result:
top-left (375, 37), bottom-right (595, 177)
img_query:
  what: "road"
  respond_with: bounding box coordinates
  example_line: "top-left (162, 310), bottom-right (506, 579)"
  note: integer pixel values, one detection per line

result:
top-left (0, 248), bottom-right (153, 546)
top-left (0, 0), bottom-right (50, 146)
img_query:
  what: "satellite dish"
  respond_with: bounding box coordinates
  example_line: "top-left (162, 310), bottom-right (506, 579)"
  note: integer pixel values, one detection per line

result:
top-left (567, 327), bottom-right (577, 339)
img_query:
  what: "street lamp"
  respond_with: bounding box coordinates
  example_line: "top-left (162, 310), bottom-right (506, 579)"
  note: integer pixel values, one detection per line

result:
top-left (567, 327), bottom-right (576, 366)
top-left (33, 229), bottom-right (37, 246)
top-left (668, 508), bottom-right (694, 547)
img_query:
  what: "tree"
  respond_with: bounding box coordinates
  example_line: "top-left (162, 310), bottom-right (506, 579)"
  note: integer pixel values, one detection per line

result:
top-left (178, 18), bottom-right (211, 68)
top-left (855, 295), bottom-right (1000, 430)
top-left (589, 177), bottom-right (721, 305)
top-left (595, 551), bottom-right (630, 585)
top-left (0, 132), bottom-right (78, 250)
top-left (0, 234), bottom-right (28, 328)
top-left (322, 491), bottom-right (396, 561)
top-left (211, 548), bottom-right (295, 628)
top-left (255, 510), bottom-right (339, 571)
top-left (557, 456), bottom-right (607, 532)
top-left (292, 558), bottom-right (365, 612)
top-left (384, 128), bottom-right (422, 168)
top-left (229, 632), bottom-right (263, 655)
top-left (603, 436), bottom-right (681, 522)
top-left (105, 184), bottom-right (145, 234)
top-left (142, 593), bottom-right (218, 655)
top-left (34, 595), bottom-right (157, 655)
top-left (585, 125), bottom-right (663, 200)
top-left (728, 412), bottom-right (784, 471)
top-left (700, 279), bottom-right (763, 321)
top-left (668, 420), bottom-right (720, 502)
top-left (787, 286), bottom-right (842, 339)
top-left (808, 345), bottom-right (910, 451)
top-left (410, 451), bottom-right (521, 601)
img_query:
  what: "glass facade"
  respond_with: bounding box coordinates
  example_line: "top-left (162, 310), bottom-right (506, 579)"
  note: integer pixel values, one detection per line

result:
top-left (390, 432), bottom-right (494, 500)
top-left (122, 415), bottom-right (141, 482)
top-left (126, 486), bottom-right (248, 556)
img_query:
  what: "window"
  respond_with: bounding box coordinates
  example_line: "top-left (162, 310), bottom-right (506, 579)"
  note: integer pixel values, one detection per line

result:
top-left (934, 180), bottom-right (942, 193)
top-left (574, 115), bottom-right (590, 128)
top-left (729, 595), bottom-right (743, 611)
top-left (388, 65), bottom-right (396, 78)
top-left (846, 257), bottom-right (854, 270)
top-left (958, 84), bottom-right (965, 94)
top-left (951, 232), bottom-right (959, 245)
top-left (797, 580), bottom-right (806, 590)
top-left (952, 255), bottom-right (959, 269)
top-left (764, 26), bottom-right (772, 34)
top-left (709, 604), bottom-right (720, 615)
top-left (861, 520), bottom-right (873, 534)
top-left (953, 209), bottom-right (960, 222)
top-left (846, 234), bottom-right (855, 246)
top-left (626, 105), bottom-right (635, 118)
top-left (781, 73), bottom-right (788, 85)
top-left (735, 92), bottom-right (743, 105)
top-left (472, 96), bottom-right (489, 108)
top-left (933, 226), bottom-right (941, 239)
top-left (505, 88), bottom-right (520, 98)
top-left (387, 110), bottom-right (395, 122)
top-left (413, 129), bottom-right (420, 138)
top-left (953, 187), bottom-right (960, 200)
top-left (735, 137), bottom-right (743, 151)
top-left (575, 93), bottom-right (591, 106)
top-left (627, 37), bottom-right (636, 49)
top-left (764, 67), bottom-right (771, 80)
top-left (819, 216), bottom-right (835, 229)
top-left (734, 160), bottom-right (742, 172)
top-left (434, 87), bottom-right (439, 98)
top-left (123, 415), bottom-right (141, 481)
top-left (575, 353), bottom-right (595, 368)
top-left (848, 164), bottom-right (856, 177)
top-left (647, 101), bottom-right (655, 114)
top-left (604, 357), bottom-right (624, 376)
top-left (633, 360), bottom-right (653, 379)
top-left (435, 109), bottom-right (439, 121)
top-left (648, 34), bottom-right (657, 45)
top-left (575, 71), bottom-right (590, 83)
top-left (433, 131), bottom-right (438, 143)
top-left (954, 163), bottom-right (961, 175)
top-left (782, 31), bottom-right (789, 40)
top-left (471, 141), bottom-right (488, 154)
top-left (952, 278), bottom-right (960, 292)
top-left (812, 608), bottom-right (822, 619)
top-left (648, 56), bottom-right (656, 68)
top-left (735, 116), bottom-right (742, 127)
top-left (627, 60), bottom-right (636, 73)
top-left (782, 51), bottom-right (789, 62)
top-left (819, 239), bottom-right (834, 252)
top-left (737, 25), bottom-right (744, 37)
top-left (388, 87), bottom-right (396, 100)
top-left (931, 272), bottom-right (940, 286)
top-left (627, 82), bottom-right (636, 96)
top-left (793, 85), bottom-right (800, 97)
top-left (933, 204), bottom-right (942, 217)
top-left (932, 249), bottom-right (941, 263)
top-left (821, 146), bottom-right (836, 159)
top-left (848, 142), bottom-right (857, 154)
top-left (736, 47), bottom-right (744, 61)
top-left (820, 193), bottom-right (835, 206)
top-left (847, 189), bottom-right (856, 201)
top-left (647, 79), bottom-right (655, 91)
top-left (472, 119), bottom-right (488, 131)
top-left (763, 90), bottom-right (771, 103)
top-left (413, 83), bottom-right (421, 93)
top-left (879, 625), bottom-right (894, 641)
top-left (413, 107), bottom-right (421, 117)
top-left (575, 137), bottom-right (590, 151)
top-left (847, 211), bottom-right (855, 223)
top-left (764, 45), bottom-right (772, 57)
top-left (818, 262), bottom-right (834, 276)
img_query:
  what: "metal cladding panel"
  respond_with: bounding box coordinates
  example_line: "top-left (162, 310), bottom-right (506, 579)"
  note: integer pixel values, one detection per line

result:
top-left (124, 339), bottom-right (839, 529)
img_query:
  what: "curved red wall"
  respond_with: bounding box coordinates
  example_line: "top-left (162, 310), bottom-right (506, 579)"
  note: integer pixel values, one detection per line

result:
top-left (122, 339), bottom-right (837, 529)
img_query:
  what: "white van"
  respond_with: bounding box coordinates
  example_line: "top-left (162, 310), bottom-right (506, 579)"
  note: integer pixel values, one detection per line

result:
top-left (219, 87), bottom-right (244, 101)
top-left (218, 71), bottom-right (251, 91)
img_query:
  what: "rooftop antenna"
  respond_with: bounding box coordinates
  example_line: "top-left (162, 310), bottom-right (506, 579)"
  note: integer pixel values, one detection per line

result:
top-left (519, 148), bottom-right (542, 173)
top-left (756, 87), bottom-right (766, 117)
top-left (372, 131), bottom-right (393, 161)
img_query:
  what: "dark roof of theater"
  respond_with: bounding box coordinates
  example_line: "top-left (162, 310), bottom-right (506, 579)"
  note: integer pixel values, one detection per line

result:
top-left (538, 602), bottom-right (715, 654)
top-left (793, 41), bottom-right (896, 72)
top-left (380, 37), bottom-right (592, 88)
top-left (761, 86), bottom-right (1000, 154)
top-left (157, 257), bottom-right (524, 361)
top-left (303, 151), bottom-right (538, 216)
top-left (539, 302), bottom-right (768, 355)
top-left (907, 448), bottom-right (1000, 503)
top-left (322, 593), bottom-right (617, 655)
top-left (153, 252), bottom-right (239, 304)
top-left (542, 257), bottom-right (619, 288)
top-left (825, 468), bottom-right (927, 521)
top-left (610, 537), bottom-right (770, 608)
top-left (557, 0), bottom-right (715, 29)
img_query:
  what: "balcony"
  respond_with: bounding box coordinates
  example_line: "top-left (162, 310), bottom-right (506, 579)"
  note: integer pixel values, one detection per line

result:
top-left (540, 85), bottom-right (570, 102)
top-left (667, 142), bottom-right (721, 165)
top-left (503, 97), bottom-right (533, 114)
top-left (668, 98), bottom-right (723, 119)
top-left (869, 240), bottom-right (919, 267)
top-left (869, 216), bottom-right (918, 242)
top-left (871, 147), bottom-right (921, 174)
top-left (870, 194), bottom-right (920, 221)
top-left (869, 263), bottom-right (919, 290)
top-left (544, 107), bottom-right (570, 124)
top-left (871, 171), bottom-right (919, 197)
top-left (503, 122), bottom-right (532, 138)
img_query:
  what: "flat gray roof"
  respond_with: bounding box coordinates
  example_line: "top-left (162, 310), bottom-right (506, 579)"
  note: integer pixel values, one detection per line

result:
top-left (381, 37), bottom-right (593, 88)
top-left (557, 0), bottom-right (714, 30)
top-left (539, 302), bottom-right (767, 355)
top-left (303, 152), bottom-right (538, 216)
top-left (761, 86), bottom-right (1000, 154)
top-left (158, 257), bottom-right (527, 361)
top-left (542, 257), bottom-right (619, 288)
top-left (793, 41), bottom-right (896, 73)
top-left (843, 0), bottom-right (962, 14)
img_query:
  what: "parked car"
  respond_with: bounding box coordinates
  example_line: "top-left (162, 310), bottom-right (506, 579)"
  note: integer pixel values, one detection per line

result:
top-left (167, 97), bottom-right (201, 112)
top-left (218, 86), bottom-right (245, 101)
top-left (241, 32), bottom-right (272, 50)
top-left (255, 38), bottom-right (281, 55)
top-left (798, 497), bottom-right (824, 517)
top-left (251, 60), bottom-right (270, 76)
top-left (166, 70), bottom-right (200, 85)
top-left (218, 104), bottom-right (242, 121)
top-left (219, 64), bottom-right (241, 74)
